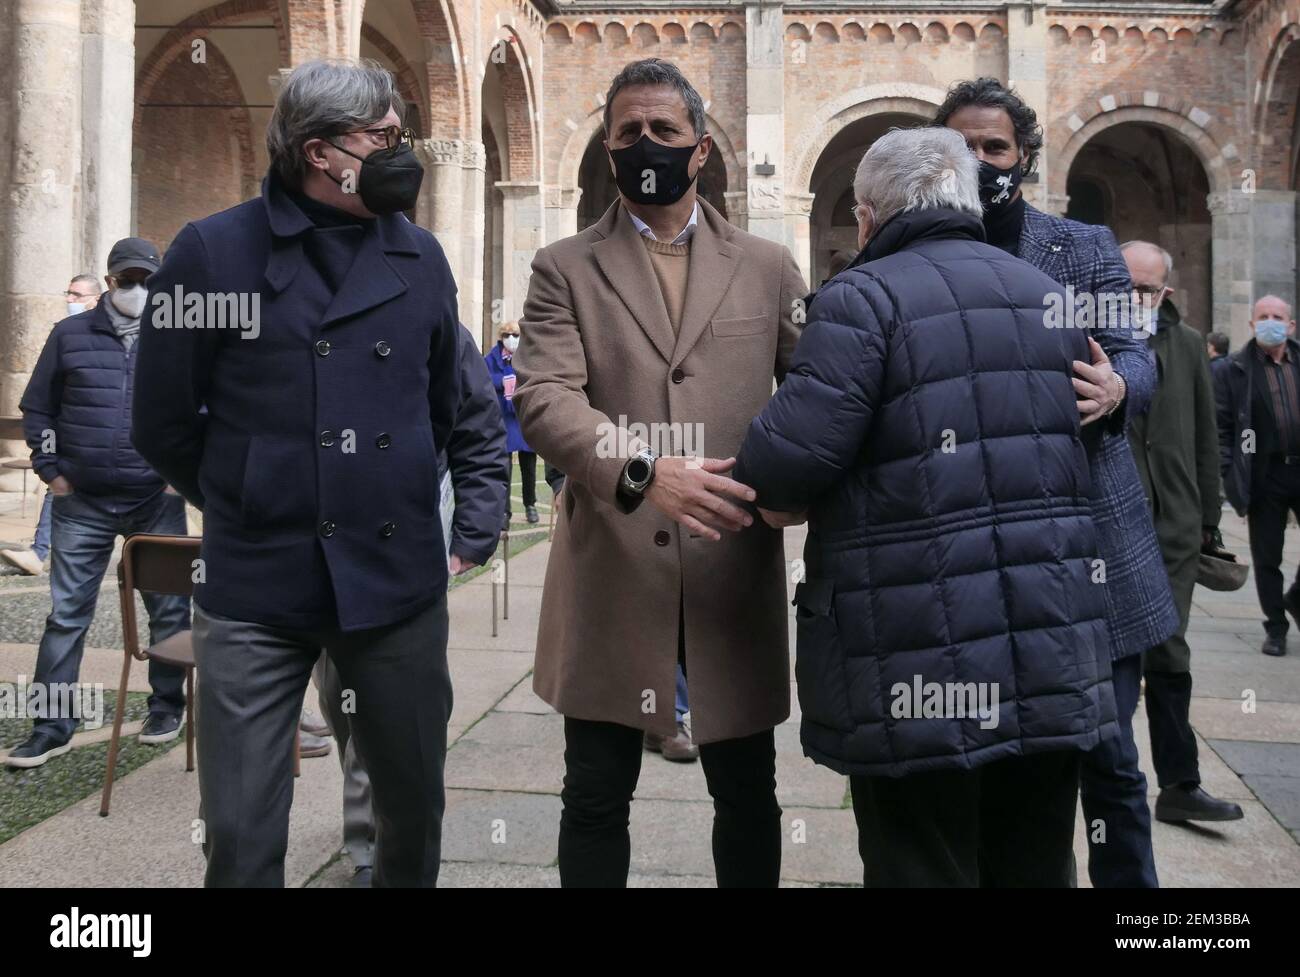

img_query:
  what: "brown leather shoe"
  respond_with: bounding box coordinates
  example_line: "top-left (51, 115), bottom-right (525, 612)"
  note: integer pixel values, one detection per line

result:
top-left (643, 722), bottom-right (699, 763)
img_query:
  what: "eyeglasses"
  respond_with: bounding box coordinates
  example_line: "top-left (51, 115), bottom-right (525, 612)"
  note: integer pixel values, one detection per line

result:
top-left (1132, 284), bottom-right (1167, 298)
top-left (350, 125), bottom-right (415, 152)
top-left (849, 203), bottom-right (871, 222)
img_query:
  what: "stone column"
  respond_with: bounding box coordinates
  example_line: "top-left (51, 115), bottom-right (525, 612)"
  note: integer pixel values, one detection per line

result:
top-left (724, 189), bottom-right (748, 231)
top-left (1208, 188), bottom-right (1299, 346)
top-left (0, 0), bottom-right (82, 447)
top-left (744, 1), bottom-right (786, 246)
top-left (79, 0), bottom-right (135, 277)
top-left (784, 191), bottom-right (814, 290)
top-left (495, 182), bottom-right (543, 328)
top-left (414, 138), bottom-right (486, 333)
top-left (544, 185), bottom-right (581, 250)
top-left (1005, 2), bottom-right (1050, 210)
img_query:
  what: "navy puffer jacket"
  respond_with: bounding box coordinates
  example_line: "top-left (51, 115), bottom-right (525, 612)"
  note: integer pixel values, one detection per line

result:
top-left (735, 208), bottom-right (1116, 777)
top-left (21, 302), bottom-right (164, 502)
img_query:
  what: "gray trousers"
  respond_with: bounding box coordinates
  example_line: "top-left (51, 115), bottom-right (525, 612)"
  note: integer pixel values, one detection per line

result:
top-left (314, 651), bottom-right (376, 870)
top-left (192, 595), bottom-right (452, 887)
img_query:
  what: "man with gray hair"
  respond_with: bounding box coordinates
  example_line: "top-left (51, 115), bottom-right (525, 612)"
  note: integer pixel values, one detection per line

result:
top-left (735, 126), bottom-right (1115, 886)
top-left (133, 59), bottom-right (461, 887)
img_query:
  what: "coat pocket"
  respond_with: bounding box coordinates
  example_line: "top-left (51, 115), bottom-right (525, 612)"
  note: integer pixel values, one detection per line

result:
top-left (711, 314), bottom-right (770, 338)
top-left (793, 578), bottom-right (855, 732)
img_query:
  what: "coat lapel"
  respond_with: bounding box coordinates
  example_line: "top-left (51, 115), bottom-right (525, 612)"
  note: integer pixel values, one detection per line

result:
top-left (1018, 206), bottom-right (1068, 280)
top-left (672, 200), bottom-right (742, 367)
top-left (320, 215), bottom-right (420, 328)
top-left (590, 201), bottom-right (677, 364)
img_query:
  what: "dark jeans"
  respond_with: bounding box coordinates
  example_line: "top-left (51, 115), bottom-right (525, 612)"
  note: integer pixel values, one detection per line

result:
top-left (850, 751), bottom-right (1080, 887)
top-left (192, 594), bottom-right (451, 888)
top-left (32, 491), bottom-right (52, 561)
top-left (507, 450), bottom-right (537, 512)
top-left (30, 491), bottom-right (189, 741)
top-left (558, 716), bottom-right (782, 887)
top-left (1080, 653), bottom-right (1158, 887)
top-left (1246, 457), bottom-right (1300, 638)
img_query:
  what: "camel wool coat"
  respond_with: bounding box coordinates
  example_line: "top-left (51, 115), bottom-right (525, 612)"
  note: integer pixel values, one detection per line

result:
top-left (514, 198), bottom-right (806, 743)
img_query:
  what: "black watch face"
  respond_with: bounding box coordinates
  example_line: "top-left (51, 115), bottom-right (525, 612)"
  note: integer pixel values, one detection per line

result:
top-left (627, 458), bottom-right (651, 484)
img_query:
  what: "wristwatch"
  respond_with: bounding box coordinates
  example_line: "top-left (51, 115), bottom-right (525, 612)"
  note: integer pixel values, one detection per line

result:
top-left (619, 448), bottom-right (658, 497)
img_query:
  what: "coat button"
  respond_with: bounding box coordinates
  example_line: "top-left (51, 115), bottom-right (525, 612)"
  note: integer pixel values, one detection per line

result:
top-left (380, 521), bottom-right (396, 538)
top-left (319, 430), bottom-right (335, 448)
top-left (319, 520), bottom-right (336, 538)
top-left (315, 339), bottom-right (331, 357)
top-left (654, 530), bottom-right (670, 546)
top-left (671, 368), bottom-right (685, 384)
top-left (375, 433), bottom-right (391, 450)
top-left (375, 340), bottom-right (391, 358)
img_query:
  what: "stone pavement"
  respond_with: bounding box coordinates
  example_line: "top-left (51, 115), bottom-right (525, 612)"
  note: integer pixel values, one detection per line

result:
top-left (0, 486), bottom-right (1297, 887)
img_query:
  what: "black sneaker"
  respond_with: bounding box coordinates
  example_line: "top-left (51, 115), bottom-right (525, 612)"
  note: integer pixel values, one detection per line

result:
top-left (3, 730), bottom-right (72, 769)
top-left (139, 712), bottom-right (183, 745)
top-left (1263, 634), bottom-right (1288, 657)
top-left (526, 506), bottom-right (539, 524)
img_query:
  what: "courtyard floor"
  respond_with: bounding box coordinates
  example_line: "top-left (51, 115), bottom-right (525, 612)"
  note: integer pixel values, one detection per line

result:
top-left (0, 487), bottom-right (1297, 887)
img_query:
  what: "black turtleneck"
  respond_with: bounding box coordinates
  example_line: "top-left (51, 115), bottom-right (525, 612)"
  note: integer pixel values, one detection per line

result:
top-left (982, 194), bottom-right (1026, 255)
top-left (285, 183), bottom-right (369, 229)
top-left (284, 183), bottom-right (371, 292)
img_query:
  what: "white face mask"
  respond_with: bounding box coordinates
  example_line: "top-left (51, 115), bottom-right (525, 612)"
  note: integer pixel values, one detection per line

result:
top-left (66, 302), bottom-right (86, 316)
top-left (110, 284), bottom-right (147, 318)
top-left (503, 335), bottom-right (520, 353)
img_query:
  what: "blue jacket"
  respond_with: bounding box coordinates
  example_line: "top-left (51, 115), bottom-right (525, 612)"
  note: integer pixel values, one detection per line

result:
top-left (21, 302), bottom-right (164, 504)
top-left (132, 175), bottom-right (462, 632)
top-left (735, 208), bottom-right (1115, 776)
top-left (442, 325), bottom-right (510, 564)
top-left (484, 343), bottom-right (530, 454)
top-left (1018, 206), bottom-right (1178, 659)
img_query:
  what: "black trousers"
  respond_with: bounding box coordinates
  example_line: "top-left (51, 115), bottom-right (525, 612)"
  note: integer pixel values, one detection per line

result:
top-left (1246, 457), bottom-right (1300, 638)
top-left (1143, 547), bottom-right (1201, 788)
top-left (506, 450), bottom-right (537, 511)
top-left (850, 751), bottom-right (1080, 887)
top-left (557, 716), bottom-right (782, 887)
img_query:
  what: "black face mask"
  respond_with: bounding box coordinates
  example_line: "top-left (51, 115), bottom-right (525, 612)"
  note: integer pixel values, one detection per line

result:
top-left (977, 159), bottom-right (1023, 211)
top-left (326, 141), bottom-right (424, 215)
top-left (608, 134), bottom-right (700, 207)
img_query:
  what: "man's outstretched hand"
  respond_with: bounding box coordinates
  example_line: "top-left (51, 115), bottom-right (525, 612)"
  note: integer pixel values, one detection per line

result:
top-left (644, 456), bottom-right (755, 541)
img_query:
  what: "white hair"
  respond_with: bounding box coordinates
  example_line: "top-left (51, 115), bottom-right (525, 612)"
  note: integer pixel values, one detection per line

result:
top-left (852, 126), bottom-right (983, 226)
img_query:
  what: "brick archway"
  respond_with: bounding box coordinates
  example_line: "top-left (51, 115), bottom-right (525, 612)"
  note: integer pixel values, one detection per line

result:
top-left (1255, 23), bottom-right (1300, 189)
top-left (1052, 100), bottom-right (1234, 200)
top-left (135, 39), bottom-right (256, 249)
top-left (484, 28), bottom-right (540, 182)
top-left (360, 22), bottom-right (428, 138)
top-left (790, 83), bottom-right (949, 192)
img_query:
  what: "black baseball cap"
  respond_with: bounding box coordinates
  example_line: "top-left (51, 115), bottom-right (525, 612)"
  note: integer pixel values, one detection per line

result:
top-left (107, 237), bottom-right (161, 276)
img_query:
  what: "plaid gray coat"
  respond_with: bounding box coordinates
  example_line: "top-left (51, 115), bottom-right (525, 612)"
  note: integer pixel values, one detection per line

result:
top-left (1020, 206), bottom-right (1178, 659)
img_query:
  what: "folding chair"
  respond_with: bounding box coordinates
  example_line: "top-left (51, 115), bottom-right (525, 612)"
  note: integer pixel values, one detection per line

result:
top-left (100, 533), bottom-right (301, 817)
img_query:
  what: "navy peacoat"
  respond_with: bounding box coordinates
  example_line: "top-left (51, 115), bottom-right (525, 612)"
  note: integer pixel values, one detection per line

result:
top-left (132, 175), bottom-right (462, 632)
